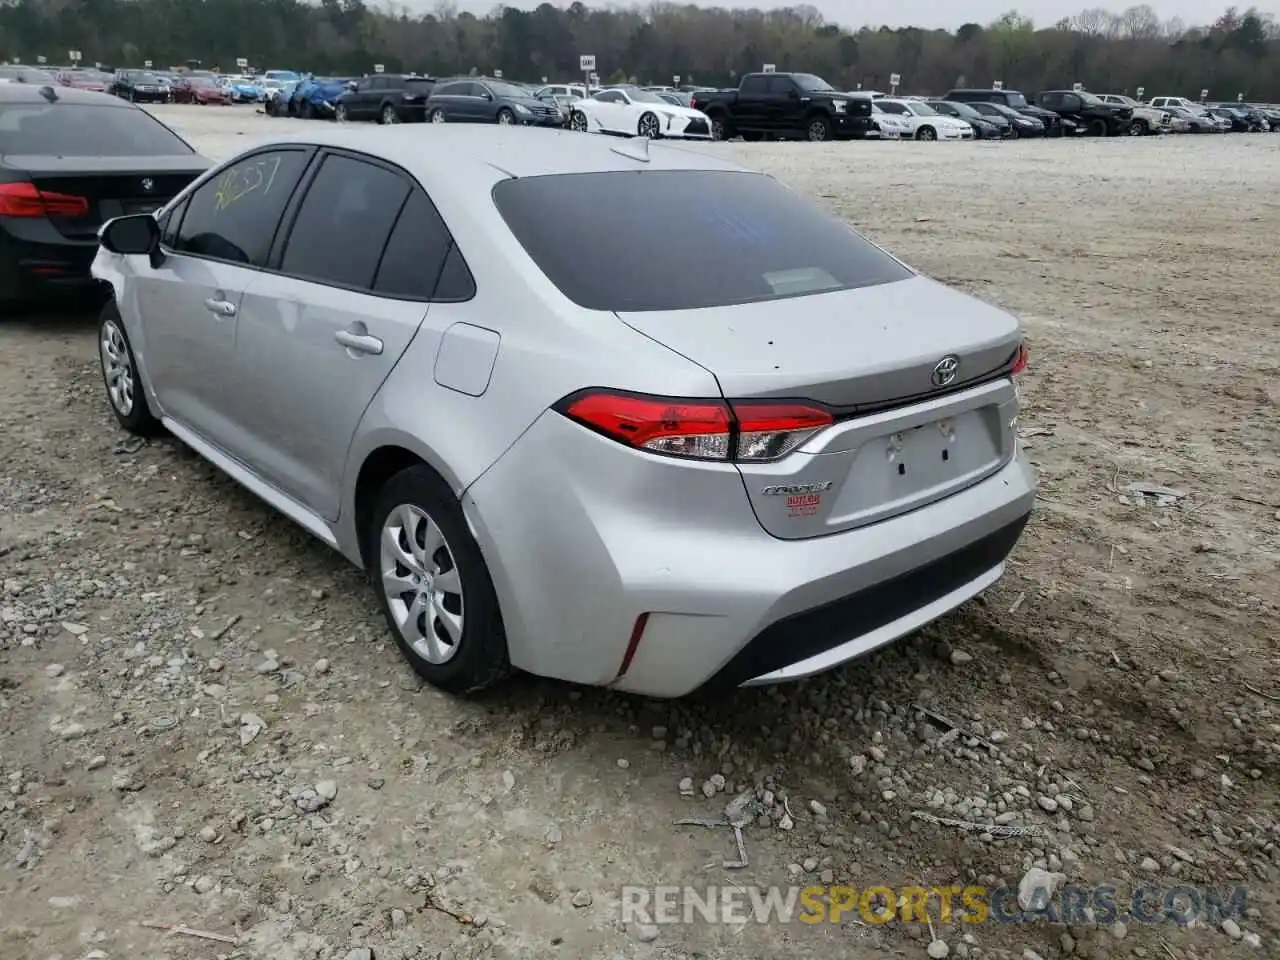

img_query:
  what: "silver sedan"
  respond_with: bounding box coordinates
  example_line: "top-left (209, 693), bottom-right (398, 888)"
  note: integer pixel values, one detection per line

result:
top-left (92, 125), bottom-right (1036, 698)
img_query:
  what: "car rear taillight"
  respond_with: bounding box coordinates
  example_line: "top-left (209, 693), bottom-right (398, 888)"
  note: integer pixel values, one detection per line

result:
top-left (1011, 343), bottom-right (1029, 376)
top-left (0, 182), bottom-right (90, 218)
top-left (555, 389), bottom-right (834, 463)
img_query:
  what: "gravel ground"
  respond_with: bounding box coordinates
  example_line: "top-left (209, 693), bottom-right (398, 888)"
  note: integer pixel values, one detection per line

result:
top-left (1, 106), bottom-right (1277, 960)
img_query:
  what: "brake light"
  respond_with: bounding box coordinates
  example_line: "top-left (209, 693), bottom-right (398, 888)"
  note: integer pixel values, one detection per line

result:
top-left (555, 389), bottom-right (834, 462)
top-left (0, 182), bottom-right (90, 218)
top-left (1011, 343), bottom-right (1029, 376)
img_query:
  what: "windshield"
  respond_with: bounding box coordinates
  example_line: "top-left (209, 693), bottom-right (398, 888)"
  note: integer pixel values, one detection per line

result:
top-left (0, 102), bottom-right (196, 156)
top-left (493, 170), bottom-right (912, 312)
top-left (792, 73), bottom-right (834, 92)
top-left (1078, 92), bottom-right (1103, 106)
top-left (907, 102), bottom-right (938, 116)
top-left (187, 77), bottom-right (215, 87)
top-left (1004, 92), bottom-right (1028, 108)
top-left (134, 73), bottom-right (161, 84)
top-left (937, 101), bottom-right (978, 119)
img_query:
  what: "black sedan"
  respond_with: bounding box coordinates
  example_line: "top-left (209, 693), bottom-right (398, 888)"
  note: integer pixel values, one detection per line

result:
top-left (966, 100), bottom-right (1045, 137)
top-left (0, 84), bottom-right (209, 308)
top-left (109, 70), bottom-right (172, 103)
top-left (927, 99), bottom-right (1010, 138)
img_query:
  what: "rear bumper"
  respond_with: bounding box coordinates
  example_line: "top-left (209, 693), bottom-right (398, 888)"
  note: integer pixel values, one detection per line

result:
top-left (0, 226), bottom-right (103, 302)
top-left (463, 411), bottom-right (1037, 698)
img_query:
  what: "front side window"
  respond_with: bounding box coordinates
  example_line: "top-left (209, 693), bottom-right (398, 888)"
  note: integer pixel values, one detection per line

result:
top-left (493, 170), bottom-right (912, 312)
top-left (174, 149), bottom-right (311, 267)
top-left (279, 154), bottom-right (410, 290)
top-left (0, 103), bottom-right (196, 157)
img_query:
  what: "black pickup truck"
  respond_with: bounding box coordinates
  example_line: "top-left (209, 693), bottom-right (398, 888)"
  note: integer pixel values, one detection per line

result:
top-left (689, 72), bottom-right (873, 142)
top-left (1033, 90), bottom-right (1132, 136)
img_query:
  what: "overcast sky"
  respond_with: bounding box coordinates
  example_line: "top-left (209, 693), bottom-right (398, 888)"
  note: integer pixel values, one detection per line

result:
top-left (438, 0), bottom-right (1275, 30)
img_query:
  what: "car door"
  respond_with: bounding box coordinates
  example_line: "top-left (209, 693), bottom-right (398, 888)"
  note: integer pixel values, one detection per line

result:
top-left (230, 151), bottom-right (443, 519)
top-left (591, 90), bottom-right (630, 131)
top-left (349, 77), bottom-right (377, 120)
top-left (763, 76), bottom-right (799, 131)
top-left (131, 147), bottom-right (314, 444)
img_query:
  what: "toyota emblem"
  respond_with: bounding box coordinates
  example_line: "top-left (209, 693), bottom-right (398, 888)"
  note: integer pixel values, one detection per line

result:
top-left (140, 178), bottom-right (154, 193)
top-left (931, 355), bottom-right (960, 388)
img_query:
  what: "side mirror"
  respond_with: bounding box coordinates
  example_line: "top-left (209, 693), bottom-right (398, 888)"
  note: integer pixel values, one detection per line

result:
top-left (481, 91), bottom-right (493, 100)
top-left (100, 214), bottom-right (160, 257)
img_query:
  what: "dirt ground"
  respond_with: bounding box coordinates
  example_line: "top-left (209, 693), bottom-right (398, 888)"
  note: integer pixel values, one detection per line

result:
top-left (1, 107), bottom-right (1277, 960)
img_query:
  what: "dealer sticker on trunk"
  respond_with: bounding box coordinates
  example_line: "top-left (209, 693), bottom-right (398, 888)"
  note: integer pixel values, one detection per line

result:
top-left (761, 481), bottom-right (833, 520)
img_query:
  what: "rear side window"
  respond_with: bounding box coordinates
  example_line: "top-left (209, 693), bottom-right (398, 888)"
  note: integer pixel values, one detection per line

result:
top-left (0, 103), bottom-right (195, 157)
top-left (280, 154), bottom-right (410, 290)
top-left (175, 149), bottom-right (311, 267)
top-left (373, 189), bottom-right (474, 300)
top-left (493, 171), bottom-right (911, 312)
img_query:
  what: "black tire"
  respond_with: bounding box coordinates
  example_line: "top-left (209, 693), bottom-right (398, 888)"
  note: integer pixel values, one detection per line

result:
top-left (709, 114), bottom-right (732, 140)
top-left (569, 110), bottom-right (587, 132)
top-left (1129, 119), bottom-right (1148, 136)
top-left (1088, 118), bottom-right (1108, 137)
top-left (430, 107), bottom-right (447, 124)
top-left (496, 107), bottom-right (515, 125)
top-left (335, 103), bottom-right (348, 123)
top-left (98, 301), bottom-right (162, 437)
top-left (380, 103), bottom-right (398, 124)
top-left (367, 465), bottom-right (511, 694)
top-left (301, 101), bottom-right (314, 120)
top-left (915, 125), bottom-right (937, 141)
top-left (637, 111), bottom-right (661, 138)
top-left (806, 115), bottom-right (832, 142)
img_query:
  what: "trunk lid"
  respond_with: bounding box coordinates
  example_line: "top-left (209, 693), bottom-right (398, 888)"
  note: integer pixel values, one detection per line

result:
top-left (616, 276), bottom-right (1022, 539)
top-left (5, 155), bottom-right (208, 241)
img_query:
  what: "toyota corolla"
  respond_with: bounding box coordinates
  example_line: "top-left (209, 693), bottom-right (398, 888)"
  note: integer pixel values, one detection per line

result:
top-left (90, 125), bottom-right (1035, 698)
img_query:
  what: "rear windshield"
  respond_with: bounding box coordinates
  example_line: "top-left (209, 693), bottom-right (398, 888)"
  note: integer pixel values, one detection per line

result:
top-left (492, 170), bottom-right (912, 312)
top-left (0, 103), bottom-right (195, 157)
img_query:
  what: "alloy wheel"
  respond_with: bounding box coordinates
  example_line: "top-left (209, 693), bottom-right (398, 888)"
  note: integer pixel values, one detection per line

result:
top-left (431, 109), bottom-right (446, 123)
top-left (639, 113), bottom-right (660, 138)
top-left (807, 119), bottom-right (829, 141)
top-left (100, 319), bottom-right (134, 416)
top-left (570, 111), bottom-right (587, 132)
top-left (382, 105), bottom-right (398, 124)
top-left (497, 110), bottom-right (514, 125)
top-left (380, 504), bottom-right (465, 665)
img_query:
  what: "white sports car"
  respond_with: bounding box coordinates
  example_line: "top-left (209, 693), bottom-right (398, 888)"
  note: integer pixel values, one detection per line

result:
top-left (569, 86), bottom-right (712, 139)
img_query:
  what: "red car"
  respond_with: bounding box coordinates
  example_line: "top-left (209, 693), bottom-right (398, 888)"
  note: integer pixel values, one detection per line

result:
top-left (172, 75), bottom-right (230, 105)
top-left (57, 70), bottom-right (109, 93)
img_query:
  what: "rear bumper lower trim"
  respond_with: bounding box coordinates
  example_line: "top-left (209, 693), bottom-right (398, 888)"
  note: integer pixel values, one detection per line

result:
top-left (700, 511), bottom-right (1030, 691)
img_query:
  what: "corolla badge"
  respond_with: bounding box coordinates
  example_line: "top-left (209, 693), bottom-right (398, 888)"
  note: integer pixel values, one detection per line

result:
top-left (761, 481), bottom-right (833, 496)
top-left (140, 178), bottom-right (155, 193)
top-left (931, 355), bottom-right (960, 388)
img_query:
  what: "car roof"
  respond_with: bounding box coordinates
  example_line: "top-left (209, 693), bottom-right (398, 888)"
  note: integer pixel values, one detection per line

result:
top-left (0, 83), bottom-right (132, 106)
top-left (249, 125), bottom-right (751, 182)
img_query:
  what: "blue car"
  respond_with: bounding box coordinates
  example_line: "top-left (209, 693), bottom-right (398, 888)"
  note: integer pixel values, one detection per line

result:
top-left (229, 79), bottom-right (263, 103)
top-left (289, 75), bottom-right (353, 119)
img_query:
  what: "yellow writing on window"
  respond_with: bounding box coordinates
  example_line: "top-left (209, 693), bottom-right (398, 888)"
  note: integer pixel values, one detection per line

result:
top-left (213, 155), bottom-right (283, 212)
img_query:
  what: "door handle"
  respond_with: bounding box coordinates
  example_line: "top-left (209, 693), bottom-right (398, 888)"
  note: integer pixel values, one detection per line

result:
top-left (334, 330), bottom-right (384, 355)
top-left (203, 297), bottom-right (236, 317)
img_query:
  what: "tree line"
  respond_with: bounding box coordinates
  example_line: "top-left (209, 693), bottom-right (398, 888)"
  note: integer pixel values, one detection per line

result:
top-left (3, 1), bottom-right (1279, 101)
